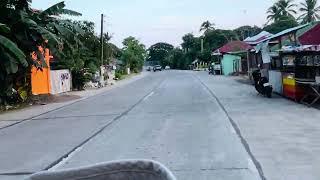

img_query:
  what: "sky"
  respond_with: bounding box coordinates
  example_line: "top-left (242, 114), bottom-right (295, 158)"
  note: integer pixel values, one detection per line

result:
top-left (32, 0), bottom-right (304, 48)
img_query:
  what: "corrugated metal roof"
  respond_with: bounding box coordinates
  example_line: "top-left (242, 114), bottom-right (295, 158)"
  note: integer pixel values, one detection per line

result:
top-left (263, 24), bottom-right (309, 42)
top-left (244, 31), bottom-right (273, 45)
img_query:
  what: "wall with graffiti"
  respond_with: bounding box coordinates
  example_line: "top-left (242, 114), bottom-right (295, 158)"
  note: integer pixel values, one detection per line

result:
top-left (50, 70), bottom-right (72, 95)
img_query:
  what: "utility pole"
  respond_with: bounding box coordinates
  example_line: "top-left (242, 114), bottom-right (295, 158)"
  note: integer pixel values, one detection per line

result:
top-left (100, 14), bottom-right (104, 85)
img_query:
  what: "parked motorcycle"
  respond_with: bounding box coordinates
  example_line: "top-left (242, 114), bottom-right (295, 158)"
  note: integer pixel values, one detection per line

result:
top-left (208, 66), bottom-right (214, 75)
top-left (252, 69), bottom-right (273, 98)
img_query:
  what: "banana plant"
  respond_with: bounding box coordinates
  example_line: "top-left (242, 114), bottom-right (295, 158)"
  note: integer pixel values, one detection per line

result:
top-left (0, 23), bottom-right (27, 74)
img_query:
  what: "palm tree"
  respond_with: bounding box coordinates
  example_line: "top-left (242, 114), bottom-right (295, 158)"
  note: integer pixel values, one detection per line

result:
top-left (299, 0), bottom-right (320, 23)
top-left (200, 20), bottom-right (214, 34)
top-left (277, 0), bottom-right (297, 17)
top-left (267, 4), bottom-right (282, 23)
top-left (267, 0), bottom-right (297, 23)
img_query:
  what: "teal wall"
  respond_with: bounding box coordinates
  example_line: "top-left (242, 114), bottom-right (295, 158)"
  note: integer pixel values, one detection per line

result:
top-left (221, 54), bottom-right (241, 75)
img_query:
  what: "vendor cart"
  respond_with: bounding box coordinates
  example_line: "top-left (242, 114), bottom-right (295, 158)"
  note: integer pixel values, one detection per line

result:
top-left (280, 46), bottom-right (320, 105)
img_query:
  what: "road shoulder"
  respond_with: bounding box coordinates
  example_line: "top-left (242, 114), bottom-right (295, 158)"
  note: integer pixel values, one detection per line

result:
top-left (196, 72), bottom-right (320, 180)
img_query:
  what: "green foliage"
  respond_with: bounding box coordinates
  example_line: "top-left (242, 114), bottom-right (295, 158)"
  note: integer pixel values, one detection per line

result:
top-left (166, 48), bottom-right (187, 69)
top-left (233, 26), bottom-right (262, 40)
top-left (115, 69), bottom-right (125, 80)
top-left (299, 0), bottom-right (320, 23)
top-left (121, 36), bottom-right (146, 73)
top-left (0, 0), bottom-right (44, 104)
top-left (197, 49), bottom-right (212, 63)
top-left (71, 69), bottom-right (91, 90)
top-left (267, 0), bottom-right (297, 24)
top-left (277, 0), bottom-right (298, 17)
top-left (267, 4), bottom-right (283, 23)
top-left (200, 20), bottom-right (215, 34)
top-left (0, 0), bottom-right (103, 103)
top-left (263, 16), bottom-right (299, 34)
top-left (0, 35), bottom-right (27, 72)
top-left (39, 1), bottom-right (82, 17)
top-left (147, 42), bottom-right (174, 67)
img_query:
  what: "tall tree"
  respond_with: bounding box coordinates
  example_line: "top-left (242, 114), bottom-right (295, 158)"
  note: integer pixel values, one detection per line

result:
top-left (121, 36), bottom-right (146, 73)
top-left (233, 26), bottom-right (262, 40)
top-left (277, 0), bottom-right (297, 17)
top-left (200, 20), bottom-right (214, 34)
top-left (166, 48), bottom-right (185, 69)
top-left (267, 0), bottom-right (297, 23)
top-left (147, 42), bottom-right (174, 67)
top-left (263, 16), bottom-right (299, 33)
top-left (267, 4), bottom-right (283, 23)
top-left (299, 0), bottom-right (320, 23)
top-left (181, 33), bottom-right (197, 52)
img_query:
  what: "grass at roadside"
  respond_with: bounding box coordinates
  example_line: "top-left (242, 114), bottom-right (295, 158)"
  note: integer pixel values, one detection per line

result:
top-left (117, 73), bottom-right (140, 81)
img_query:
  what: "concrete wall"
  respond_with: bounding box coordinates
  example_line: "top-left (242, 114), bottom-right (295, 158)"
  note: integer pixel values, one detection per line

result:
top-left (222, 54), bottom-right (241, 75)
top-left (50, 69), bottom-right (72, 95)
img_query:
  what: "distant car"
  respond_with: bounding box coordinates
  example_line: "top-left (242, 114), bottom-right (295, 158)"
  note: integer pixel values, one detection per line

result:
top-left (165, 66), bottom-right (170, 70)
top-left (147, 66), bottom-right (152, 71)
top-left (153, 65), bottom-right (162, 72)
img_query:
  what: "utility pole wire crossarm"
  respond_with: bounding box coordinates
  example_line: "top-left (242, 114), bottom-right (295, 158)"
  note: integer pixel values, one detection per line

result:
top-left (100, 14), bottom-right (104, 85)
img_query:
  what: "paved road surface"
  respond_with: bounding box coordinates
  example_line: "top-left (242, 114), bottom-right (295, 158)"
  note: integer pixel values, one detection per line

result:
top-left (0, 71), bottom-right (260, 180)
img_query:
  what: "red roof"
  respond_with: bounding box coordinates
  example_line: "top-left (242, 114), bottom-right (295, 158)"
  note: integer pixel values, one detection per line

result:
top-left (214, 41), bottom-right (252, 54)
top-left (299, 24), bottom-right (320, 45)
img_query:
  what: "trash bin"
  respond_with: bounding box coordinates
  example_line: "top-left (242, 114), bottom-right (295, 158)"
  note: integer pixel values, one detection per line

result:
top-left (26, 160), bottom-right (176, 180)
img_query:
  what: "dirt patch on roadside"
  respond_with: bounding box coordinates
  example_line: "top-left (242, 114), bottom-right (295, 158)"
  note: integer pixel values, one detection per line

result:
top-left (32, 94), bottom-right (81, 104)
top-left (0, 94), bottom-right (81, 113)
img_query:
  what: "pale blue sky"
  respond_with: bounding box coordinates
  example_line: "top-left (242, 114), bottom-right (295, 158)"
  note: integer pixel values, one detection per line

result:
top-left (32, 0), bottom-right (304, 48)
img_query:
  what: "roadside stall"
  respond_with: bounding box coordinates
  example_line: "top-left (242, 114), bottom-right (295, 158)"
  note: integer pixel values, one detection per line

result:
top-left (281, 45), bottom-right (320, 105)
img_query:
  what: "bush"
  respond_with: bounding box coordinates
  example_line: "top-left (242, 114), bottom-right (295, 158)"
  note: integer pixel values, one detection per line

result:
top-left (115, 71), bottom-right (122, 80)
top-left (72, 70), bottom-right (91, 90)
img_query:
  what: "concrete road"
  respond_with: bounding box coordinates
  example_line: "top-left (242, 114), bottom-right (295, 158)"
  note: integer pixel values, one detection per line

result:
top-left (0, 71), bottom-right (260, 180)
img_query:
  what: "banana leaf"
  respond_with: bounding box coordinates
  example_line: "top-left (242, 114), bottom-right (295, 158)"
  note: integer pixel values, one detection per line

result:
top-left (2, 52), bottom-right (19, 74)
top-left (0, 23), bottom-right (10, 33)
top-left (30, 25), bottom-right (61, 46)
top-left (0, 35), bottom-right (27, 67)
top-left (59, 19), bottom-right (84, 35)
top-left (40, 1), bottom-right (82, 17)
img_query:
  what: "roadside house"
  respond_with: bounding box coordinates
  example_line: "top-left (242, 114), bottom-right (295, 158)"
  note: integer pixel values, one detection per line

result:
top-left (213, 41), bottom-right (252, 75)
